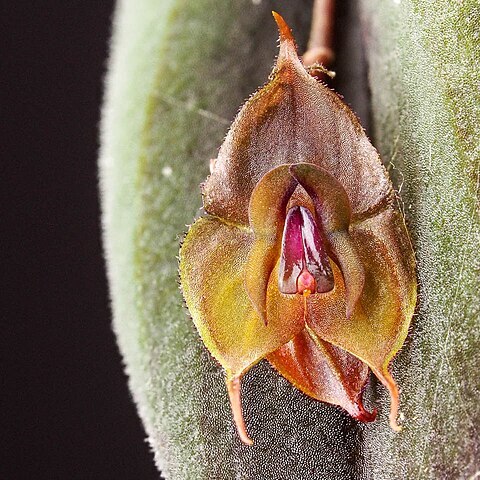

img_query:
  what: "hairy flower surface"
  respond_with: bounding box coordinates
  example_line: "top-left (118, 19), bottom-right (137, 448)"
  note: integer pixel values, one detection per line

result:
top-left (179, 13), bottom-right (416, 445)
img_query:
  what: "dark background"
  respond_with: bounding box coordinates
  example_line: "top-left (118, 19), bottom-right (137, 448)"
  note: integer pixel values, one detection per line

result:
top-left (2, 2), bottom-right (159, 479)
top-left (1, 1), bottom-right (365, 479)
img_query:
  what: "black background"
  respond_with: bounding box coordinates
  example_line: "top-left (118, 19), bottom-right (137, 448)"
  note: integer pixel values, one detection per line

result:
top-left (2, 2), bottom-right (159, 479)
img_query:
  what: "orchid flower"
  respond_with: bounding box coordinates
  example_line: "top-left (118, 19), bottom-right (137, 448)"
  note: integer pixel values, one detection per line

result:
top-left (179, 13), bottom-right (416, 445)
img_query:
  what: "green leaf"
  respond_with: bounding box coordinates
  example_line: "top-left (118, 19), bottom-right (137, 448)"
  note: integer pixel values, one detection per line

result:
top-left (360, 0), bottom-right (480, 477)
top-left (100, 0), bottom-right (479, 478)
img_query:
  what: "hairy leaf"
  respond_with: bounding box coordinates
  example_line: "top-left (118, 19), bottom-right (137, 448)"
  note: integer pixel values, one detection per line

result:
top-left (100, 0), bottom-right (478, 477)
top-left (359, 0), bottom-right (480, 478)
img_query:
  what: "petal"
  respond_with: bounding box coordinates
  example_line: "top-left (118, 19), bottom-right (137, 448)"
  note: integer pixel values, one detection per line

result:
top-left (289, 163), bottom-right (351, 232)
top-left (267, 328), bottom-right (376, 422)
top-left (306, 208), bottom-right (417, 430)
top-left (278, 206), bottom-right (304, 294)
top-left (203, 14), bottom-right (391, 225)
top-left (327, 231), bottom-right (365, 319)
top-left (179, 215), bottom-right (305, 378)
top-left (244, 165), bottom-right (297, 322)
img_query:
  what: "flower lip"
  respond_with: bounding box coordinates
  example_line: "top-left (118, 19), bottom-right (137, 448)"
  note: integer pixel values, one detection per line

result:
top-left (279, 205), bottom-right (334, 295)
top-left (297, 270), bottom-right (316, 295)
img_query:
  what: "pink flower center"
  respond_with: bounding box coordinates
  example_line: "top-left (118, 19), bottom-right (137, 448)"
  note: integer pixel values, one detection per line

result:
top-left (278, 206), bottom-right (334, 295)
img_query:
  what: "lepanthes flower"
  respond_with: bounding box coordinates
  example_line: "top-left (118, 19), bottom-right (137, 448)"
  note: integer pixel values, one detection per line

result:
top-left (179, 13), bottom-right (416, 445)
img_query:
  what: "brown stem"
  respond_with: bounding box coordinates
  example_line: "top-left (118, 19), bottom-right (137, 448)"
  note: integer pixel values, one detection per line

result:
top-left (303, 0), bottom-right (335, 68)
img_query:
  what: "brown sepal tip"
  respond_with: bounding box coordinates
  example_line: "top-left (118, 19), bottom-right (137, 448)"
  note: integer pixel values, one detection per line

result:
top-left (227, 376), bottom-right (254, 445)
top-left (272, 11), bottom-right (295, 44)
